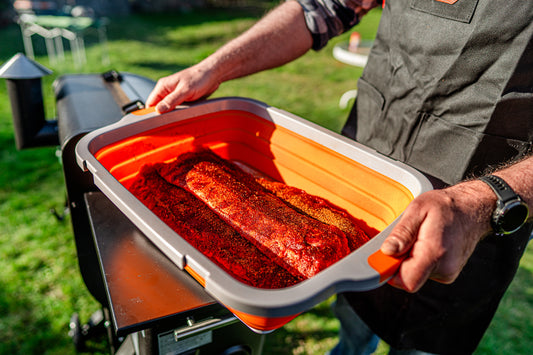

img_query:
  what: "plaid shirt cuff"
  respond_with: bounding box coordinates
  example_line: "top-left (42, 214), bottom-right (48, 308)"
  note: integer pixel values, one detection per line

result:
top-left (295, 0), bottom-right (380, 50)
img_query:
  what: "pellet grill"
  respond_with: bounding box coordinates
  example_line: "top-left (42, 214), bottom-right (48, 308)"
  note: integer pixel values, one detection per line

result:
top-left (0, 53), bottom-right (266, 355)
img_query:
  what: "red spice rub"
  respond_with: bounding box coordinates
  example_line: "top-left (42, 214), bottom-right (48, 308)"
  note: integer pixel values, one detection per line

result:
top-left (256, 178), bottom-right (370, 251)
top-left (128, 164), bottom-right (302, 289)
top-left (157, 150), bottom-right (352, 279)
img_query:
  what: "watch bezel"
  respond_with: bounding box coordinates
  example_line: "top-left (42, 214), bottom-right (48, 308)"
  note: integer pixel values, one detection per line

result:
top-left (492, 198), bottom-right (529, 235)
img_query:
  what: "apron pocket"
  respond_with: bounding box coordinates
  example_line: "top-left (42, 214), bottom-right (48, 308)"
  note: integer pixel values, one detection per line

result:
top-left (406, 113), bottom-right (531, 184)
top-left (410, 0), bottom-right (479, 23)
top-left (355, 78), bottom-right (393, 154)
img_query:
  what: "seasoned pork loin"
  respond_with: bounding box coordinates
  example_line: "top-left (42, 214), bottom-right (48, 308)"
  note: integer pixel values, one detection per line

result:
top-left (157, 150), bottom-right (366, 279)
top-left (129, 164), bottom-right (302, 289)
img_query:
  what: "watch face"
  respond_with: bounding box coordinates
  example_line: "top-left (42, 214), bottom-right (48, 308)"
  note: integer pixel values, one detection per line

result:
top-left (498, 200), bottom-right (529, 234)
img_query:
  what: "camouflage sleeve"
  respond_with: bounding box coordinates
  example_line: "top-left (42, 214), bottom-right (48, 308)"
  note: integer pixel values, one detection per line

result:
top-left (295, 0), bottom-right (380, 50)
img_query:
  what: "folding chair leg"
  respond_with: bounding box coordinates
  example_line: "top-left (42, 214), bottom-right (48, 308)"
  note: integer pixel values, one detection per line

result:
top-left (98, 26), bottom-right (110, 66)
top-left (21, 30), bottom-right (35, 59)
top-left (54, 36), bottom-right (65, 61)
top-left (45, 37), bottom-right (57, 65)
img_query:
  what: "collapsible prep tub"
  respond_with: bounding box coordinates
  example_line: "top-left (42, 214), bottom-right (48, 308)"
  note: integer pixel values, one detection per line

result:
top-left (76, 97), bottom-right (433, 332)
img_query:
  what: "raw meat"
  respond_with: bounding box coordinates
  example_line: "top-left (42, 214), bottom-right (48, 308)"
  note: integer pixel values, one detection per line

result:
top-left (129, 164), bottom-right (302, 289)
top-left (256, 178), bottom-right (370, 251)
top-left (157, 150), bottom-right (352, 279)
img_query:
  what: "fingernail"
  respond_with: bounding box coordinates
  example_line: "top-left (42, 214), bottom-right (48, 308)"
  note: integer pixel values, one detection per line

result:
top-left (381, 238), bottom-right (400, 255)
top-left (157, 102), bottom-right (169, 113)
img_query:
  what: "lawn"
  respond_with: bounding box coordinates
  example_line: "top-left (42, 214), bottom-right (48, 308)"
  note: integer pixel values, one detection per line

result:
top-left (0, 4), bottom-right (532, 355)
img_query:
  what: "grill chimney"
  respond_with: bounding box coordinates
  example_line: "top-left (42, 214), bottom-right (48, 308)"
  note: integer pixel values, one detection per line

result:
top-left (0, 53), bottom-right (58, 149)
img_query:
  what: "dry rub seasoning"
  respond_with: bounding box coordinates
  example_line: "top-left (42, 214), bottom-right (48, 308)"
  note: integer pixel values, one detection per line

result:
top-left (129, 149), bottom-right (370, 288)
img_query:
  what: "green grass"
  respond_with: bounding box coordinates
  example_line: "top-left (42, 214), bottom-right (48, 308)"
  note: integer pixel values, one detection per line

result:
top-left (0, 5), bottom-right (532, 354)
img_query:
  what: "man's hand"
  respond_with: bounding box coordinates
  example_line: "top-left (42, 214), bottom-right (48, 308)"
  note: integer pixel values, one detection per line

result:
top-left (146, 1), bottom-right (313, 114)
top-left (381, 180), bottom-right (495, 293)
top-left (146, 64), bottom-right (220, 113)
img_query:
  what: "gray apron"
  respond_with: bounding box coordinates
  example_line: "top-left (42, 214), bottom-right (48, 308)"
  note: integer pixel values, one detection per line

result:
top-left (341, 0), bottom-right (533, 353)
top-left (343, 0), bottom-right (533, 185)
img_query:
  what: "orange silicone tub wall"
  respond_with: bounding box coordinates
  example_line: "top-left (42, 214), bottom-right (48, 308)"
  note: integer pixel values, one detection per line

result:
top-left (95, 109), bottom-right (414, 237)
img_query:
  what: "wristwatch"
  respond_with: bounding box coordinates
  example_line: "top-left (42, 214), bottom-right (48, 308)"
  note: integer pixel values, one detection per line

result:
top-left (479, 175), bottom-right (529, 236)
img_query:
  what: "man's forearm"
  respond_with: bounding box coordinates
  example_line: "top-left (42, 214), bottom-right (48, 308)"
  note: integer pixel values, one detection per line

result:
top-left (202, 1), bottom-right (313, 84)
top-left (438, 155), bottom-right (533, 240)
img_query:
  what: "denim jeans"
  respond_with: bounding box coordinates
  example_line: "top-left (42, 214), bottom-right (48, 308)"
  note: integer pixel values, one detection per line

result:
top-left (328, 294), bottom-right (437, 355)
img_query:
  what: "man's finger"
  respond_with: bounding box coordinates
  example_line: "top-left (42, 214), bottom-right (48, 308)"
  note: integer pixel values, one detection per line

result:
top-left (155, 88), bottom-right (188, 113)
top-left (387, 241), bottom-right (437, 293)
top-left (381, 208), bottom-right (424, 256)
top-left (146, 80), bottom-right (169, 107)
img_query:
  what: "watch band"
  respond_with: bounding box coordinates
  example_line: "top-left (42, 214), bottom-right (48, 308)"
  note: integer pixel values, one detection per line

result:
top-left (479, 174), bottom-right (529, 236)
top-left (479, 175), bottom-right (518, 203)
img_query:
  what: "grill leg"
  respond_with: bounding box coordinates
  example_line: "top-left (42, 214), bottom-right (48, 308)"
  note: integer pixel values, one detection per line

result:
top-left (69, 308), bottom-right (119, 353)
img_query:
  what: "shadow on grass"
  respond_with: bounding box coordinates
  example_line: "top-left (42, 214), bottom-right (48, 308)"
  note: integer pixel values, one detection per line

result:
top-left (0, 135), bottom-right (61, 193)
top-left (0, 284), bottom-right (108, 354)
top-left (263, 301), bottom-right (340, 354)
top-left (0, 286), bottom-right (54, 353)
top-left (133, 60), bottom-right (190, 73)
top-left (0, 4), bottom-right (273, 68)
top-left (476, 259), bottom-right (533, 355)
top-left (99, 6), bottom-right (272, 49)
